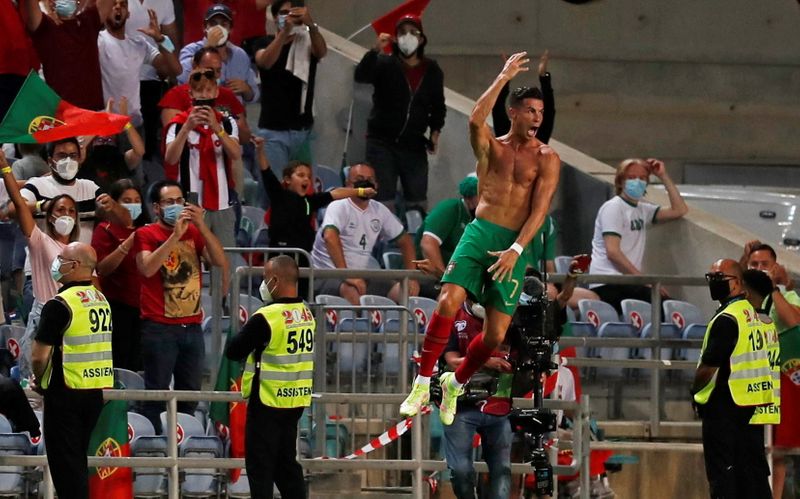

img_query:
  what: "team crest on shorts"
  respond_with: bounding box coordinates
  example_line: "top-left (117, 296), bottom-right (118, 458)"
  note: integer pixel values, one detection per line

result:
top-left (370, 219), bottom-right (381, 232)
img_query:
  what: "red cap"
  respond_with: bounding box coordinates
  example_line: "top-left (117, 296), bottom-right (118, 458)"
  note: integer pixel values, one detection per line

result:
top-left (396, 14), bottom-right (423, 33)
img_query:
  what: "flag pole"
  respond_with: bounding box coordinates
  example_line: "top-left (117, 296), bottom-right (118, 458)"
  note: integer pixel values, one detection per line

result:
top-left (340, 94), bottom-right (355, 174)
top-left (347, 22), bottom-right (373, 40)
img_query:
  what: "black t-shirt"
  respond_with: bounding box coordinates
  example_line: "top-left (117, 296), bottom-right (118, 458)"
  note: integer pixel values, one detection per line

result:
top-left (699, 298), bottom-right (755, 421)
top-left (35, 281), bottom-right (91, 392)
top-left (262, 168), bottom-right (333, 252)
top-left (254, 36), bottom-right (318, 131)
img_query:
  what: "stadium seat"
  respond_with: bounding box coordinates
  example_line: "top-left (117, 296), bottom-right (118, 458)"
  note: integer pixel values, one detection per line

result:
top-left (382, 250), bottom-right (403, 270)
top-left (159, 412), bottom-right (224, 497)
top-left (315, 294), bottom-right (355, 330)
top-left (595, 323), bottom-right (637, 379)
top-left (241, 206), bottom-right (266, 230)
top-left (405, 209), bottom-right (424, 235)
top-left (408, 296), bottom-right (437, 333)
top-left (236, 216), bottom-right (256, 248)
top-left (202, 317), bottom-right (232, 375)
top-left (236, 293), bottom-right (263, 325)
top-left (621, 299), bottom-right (681, 362)
top-left (227, 469), bottom-right (251, 498)
top-left (114, 368), bottom-right (145, 410)
top-left (554, 255), bottom-right (572, 275)
top-left (334, 318), bottom-right (371, 374)
top-left (663, 300), bottom-right (707, 334)
top-left (127, 412), bottom-right (168, 498)
top-left (0, 415), bottom-right (10, 433)
top-left (359, 295), bottom-right (400, 330)
top-left (252, 226), bottom-right (270, 247)
top-left (314, 164), bottom-right (343, 192)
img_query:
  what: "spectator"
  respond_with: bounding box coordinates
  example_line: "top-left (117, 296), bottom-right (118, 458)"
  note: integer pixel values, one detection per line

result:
top-left (741, 269), bottom-right (800, 499)
top-left (30, 242), bottom-right (112, 499)
top-left (254, 137), bottom-right (376, 252)
top-left (0, 1), bottom-right (39, 120)
top-left (21, 0), bottom-right (111, 110)
top-left (179, 4), bottom-right (259, 105)
top-left (160, 47), bottom-right (250, 144)
top-left (91, 179), bottom-right (148, 371)
top-left (588, 158), bottom-right (688, 313)
top-left (98, 0), bottom-right (181, 128)
top-left (355, 14), bottom-right (445, 213)
top-left (311, 163), bottom-right (419, 305)
top-left (79, 97), bottom-right (146, 191)
top-left (123, 0), bottom-right (179, 161)
top-left (740, 241), bottom-right (795, 291)
top-left (492, 50), bottom-right (554, 142)
top-left (253, 0), bottom-right (327, 175)
top-left (134, 179), bottom-right (226, 432)
top-left (182, 0), bottom-right (270, 49)
top-left (11, 144), bottom-right (48, 181)
top-left (2, 149), bottom-right (80, 380)
top-left (164, 66), bottom-right (241, 250)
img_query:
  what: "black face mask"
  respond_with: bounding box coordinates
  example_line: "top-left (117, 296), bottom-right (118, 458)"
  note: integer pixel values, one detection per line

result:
top-left (708, 280), bottom-right (731, 302)
top-left (353, 180), bottom-right (375, 197)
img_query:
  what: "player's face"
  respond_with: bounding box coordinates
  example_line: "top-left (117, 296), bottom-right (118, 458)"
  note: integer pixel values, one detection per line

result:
top-left (748, 250), bottom-right (776, 272)
top-left (286, 165), bottom-right (312, 196)
top-left (510, 98), bottom-right (544, 139)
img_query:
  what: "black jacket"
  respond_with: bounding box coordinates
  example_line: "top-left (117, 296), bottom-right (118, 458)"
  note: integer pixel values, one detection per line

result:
top-left (354, 49), bottom-right (446, 151)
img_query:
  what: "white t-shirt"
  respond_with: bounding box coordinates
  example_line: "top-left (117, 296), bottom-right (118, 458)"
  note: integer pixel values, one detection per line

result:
top-left (165, 118), bottom-right (239, 210)
top-left (311, 199), bottom-right (405, 269)
top-left (124, 0), bottom-right (175, 81)
top-left (98, 30), bottom-right (160, 127)
top-left (549, 365), bottom-right (576, 428)
top-left (588, 196), bottom-right (659, 287)
top-left (21, 175), bottom-right (101, 244)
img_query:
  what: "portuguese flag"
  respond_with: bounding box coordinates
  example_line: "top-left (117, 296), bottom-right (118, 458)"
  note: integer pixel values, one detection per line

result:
top-left (88, 397), bottom-right (133, 499)
top-left (371, 0), bottom-right (431, 38)
top-left (0, 71), bottom-right (129, 144)
top-left (210, 326), bottom-right (247, 482)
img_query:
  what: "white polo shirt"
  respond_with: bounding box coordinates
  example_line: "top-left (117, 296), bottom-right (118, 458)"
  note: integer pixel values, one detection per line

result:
top-left (311, 198), bottom-right (405, 269)
top-left (589, 195), bottom-right (659, 287)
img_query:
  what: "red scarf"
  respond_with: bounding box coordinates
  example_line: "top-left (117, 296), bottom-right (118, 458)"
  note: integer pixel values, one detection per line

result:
top-left (164, 110), bottom-right (234, 210)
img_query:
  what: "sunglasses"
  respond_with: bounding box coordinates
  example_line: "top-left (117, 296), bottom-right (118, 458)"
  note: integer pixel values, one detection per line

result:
top-left (191, 69), bottom-right (216, 82)
top-left (705, 272), bottom-right (738, 282)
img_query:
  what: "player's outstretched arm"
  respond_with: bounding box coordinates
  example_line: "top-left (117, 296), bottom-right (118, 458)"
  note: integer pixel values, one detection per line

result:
top-left (516, 146), bottom-right (561, 249)
top-left (469, 52), bottom-right (530, 161)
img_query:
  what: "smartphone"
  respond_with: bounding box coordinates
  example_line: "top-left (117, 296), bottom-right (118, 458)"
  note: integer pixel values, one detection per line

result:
top-left (573, 254), bottom-right (591, 274)
top-left (192, 98), bottom-right (215, 108)
top-left (186, 192), bottom-right (199, 206)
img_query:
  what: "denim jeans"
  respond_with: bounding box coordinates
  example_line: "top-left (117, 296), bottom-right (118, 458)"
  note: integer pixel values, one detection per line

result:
top-left (256, 128), bottom-right (312, 178)
top-left (443, 406), bottom-right (513, 499)
top-left (140, 320), bottom-right (204, 433)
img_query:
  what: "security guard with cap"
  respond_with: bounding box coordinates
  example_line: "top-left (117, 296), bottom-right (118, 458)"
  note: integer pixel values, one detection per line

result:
top-left (226, 255), bottom-right (315, 499)
top-left (692, 259), bottom-right (774, 499)
top-left (31, 242), bottom-right (113, 499)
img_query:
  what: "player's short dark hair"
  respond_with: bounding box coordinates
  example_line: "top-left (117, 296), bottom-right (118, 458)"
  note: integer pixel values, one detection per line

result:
top-left (751, 244), bottom-right (777, 261)
top-left (46, 137), bottom-right (81, 159)
top-left (508, 87), bottom-right (544, 108)
top-left (149, 180), bottom-right (185, 205)
top-left (193, 47), bottom-right (220, 67)
top-left (742, 269), bottom-right (774, 299)
top-left (282, 160), bottom-right (312, 180)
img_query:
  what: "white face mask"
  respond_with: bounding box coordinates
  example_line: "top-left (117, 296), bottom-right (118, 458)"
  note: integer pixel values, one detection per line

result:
top-left (52, 215), bottom-right (75, 236)
top-left (53, 157), bottom-right (79, 181)
top-left (397, 33), bottom-right (419, 57)
top-left (207, 26), bottom-right (229, 47)
top-left (260, 277), bottom-right (277, 304)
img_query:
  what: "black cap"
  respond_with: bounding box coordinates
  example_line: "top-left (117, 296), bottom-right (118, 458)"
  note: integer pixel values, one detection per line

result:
top-left (204, 4), bottom-right (233, 22)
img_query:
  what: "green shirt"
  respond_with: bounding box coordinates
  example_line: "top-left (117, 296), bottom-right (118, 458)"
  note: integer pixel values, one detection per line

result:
top-left (415, 198), bottom-right (472, 263)
top-left (526, 215), bottom-right (557, 270)
top-left (763, 290), bottom-right (800, 334)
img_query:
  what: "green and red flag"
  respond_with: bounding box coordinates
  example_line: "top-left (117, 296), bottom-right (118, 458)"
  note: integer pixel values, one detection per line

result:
top-left (210, 325), bottom-right (247, 482)
top-left (88, 397), bottom-right (133, 499)
top-left (0, 71), bottom-right (129, 144)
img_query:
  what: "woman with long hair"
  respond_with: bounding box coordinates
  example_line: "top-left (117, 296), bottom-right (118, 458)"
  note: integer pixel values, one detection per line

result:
top-left (91, 179), bottom-right (149, 370)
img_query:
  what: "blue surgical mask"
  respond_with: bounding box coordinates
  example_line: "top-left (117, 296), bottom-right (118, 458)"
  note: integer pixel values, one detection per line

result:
top-left (50, 257), bottom-right (73, 283)
top-left (122, 203), bottom-right (142, 221)
top-left (277, 14), bottom-right (288, 31)
top-left (160, 204), bottom-right (184, 226)
top-left (55, 0), bottom-right (77, 18)
top-left (623, 179), bottom-right (647, 200)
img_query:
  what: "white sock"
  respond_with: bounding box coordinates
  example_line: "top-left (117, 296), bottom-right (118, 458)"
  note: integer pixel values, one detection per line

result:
top-left (415, 375), bottom-right (431, 385)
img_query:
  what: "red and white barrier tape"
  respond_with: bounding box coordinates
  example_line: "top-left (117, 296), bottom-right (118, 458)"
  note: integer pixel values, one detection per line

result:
top-left (342, 405), bottom-right (432, 459)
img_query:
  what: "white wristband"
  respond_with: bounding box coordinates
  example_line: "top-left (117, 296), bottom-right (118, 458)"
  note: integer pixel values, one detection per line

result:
top-left (510, 242), bottom-right (524, 255)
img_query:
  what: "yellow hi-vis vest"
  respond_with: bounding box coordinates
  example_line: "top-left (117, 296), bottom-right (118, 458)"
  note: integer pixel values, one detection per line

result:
top-left (41, 285), bottom-right (114, 390)
top-left (750, 312), bottom-right (781, 424)
top-left (694, 298), bottom-right (774, 408)
top-left (242, 301), bottom-right (315, 408)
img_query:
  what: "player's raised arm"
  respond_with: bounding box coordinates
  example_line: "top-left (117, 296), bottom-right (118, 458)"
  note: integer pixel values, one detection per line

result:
top-left (469, 52), bottom-right (530, 161)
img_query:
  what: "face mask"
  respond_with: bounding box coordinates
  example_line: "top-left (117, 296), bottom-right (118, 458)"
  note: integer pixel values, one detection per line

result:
top-left (353, 180), bottom-right (376, 197)
top-left (52, 215), bottom-right (75, 236)
top-left (623, 178), bottom-right (647, 200)
top-left (260, 278), bottom-right (277, 304)
top-left (160, 204), bottom-right (184, 226)
top-left (50, 257), bottom-right (74, 283)
top-left (708, 280), bottom-right (731, 302)
top-left (52, 158), bottom-right (79, 181)
top-left (397, 33), bottom-right (419, 57)
top-left (276, 14), bottom-right (288, 31)
top-left (122, 203), bottom-right (142, 221)
top-left (207, 26), bottom-right (229, 46)
top-left (55, 0), bottom-right (77, 18)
